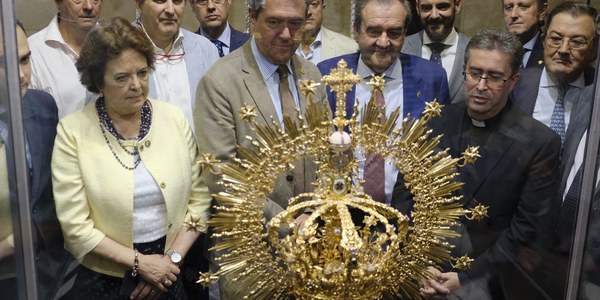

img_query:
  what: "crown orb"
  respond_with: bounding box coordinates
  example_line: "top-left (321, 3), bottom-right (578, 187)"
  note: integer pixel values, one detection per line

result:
top-left (329, 131), bottom-right (352, 152)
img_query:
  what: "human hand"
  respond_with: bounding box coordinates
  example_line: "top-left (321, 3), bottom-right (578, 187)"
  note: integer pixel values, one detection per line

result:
top-left (420, 267), bottom-right (451, 299)
top-left (136, 254), bottom-right (179, 293)
top-left (130, 280), bottom-right (162, 300)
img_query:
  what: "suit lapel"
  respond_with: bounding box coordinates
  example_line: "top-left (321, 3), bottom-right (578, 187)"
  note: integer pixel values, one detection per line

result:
top-left (241, 44), bottom-right (279, 125)
top-left (448, 33), bottom-right (467, 101)
top-left (22, 97), bottom-right (39, 203)
top-left (400, 54), bottom-right (424, 119)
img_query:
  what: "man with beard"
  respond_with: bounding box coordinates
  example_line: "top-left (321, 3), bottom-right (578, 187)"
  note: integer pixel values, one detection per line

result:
top-left (502, 0), bottom-right (547, 68)
top-left (397, 29), bottom-right (561, 299)
top-left (318, 0), bottom-right (449, 204)
top-left (190, 0), bottom-right (250, 57)
top-left (296, 0), bottom-right (357, 65)
top-left (28, 0), bottom-right (103, 118)
top-left (194, 0), bottom-right (327, 298)
top-left (402, 0), bottom-right (469, 103)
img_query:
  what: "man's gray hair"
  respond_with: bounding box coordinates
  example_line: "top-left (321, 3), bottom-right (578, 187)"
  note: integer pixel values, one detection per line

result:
top-left (248, 0), bottom-right (310, 17)
top-left (353, 0), bottom-right (412, 32)
top-left (465, 29), bottom-right (524, 74)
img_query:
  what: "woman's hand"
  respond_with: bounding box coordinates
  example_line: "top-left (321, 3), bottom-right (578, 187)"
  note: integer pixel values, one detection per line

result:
top-left (130, 280), bottom-right (162, 300)
top-left (136, 254), bottom-right (179, 292)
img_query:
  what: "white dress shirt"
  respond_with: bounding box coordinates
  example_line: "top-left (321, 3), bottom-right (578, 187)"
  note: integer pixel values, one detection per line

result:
top-left (421, 28), bottom-right (459, 83)
top-left (355, 56), bottom-right (404, 204)
top-left (295, 29), bottom-right (323, 64)
top-left (251, 39), bottom-right (300, 127)
top-left (533, 68), bottom-right (584, 130)
top-left (29, 15), bottom-right (99, 118)
top-left (141, 26), bottom-right (194, 129)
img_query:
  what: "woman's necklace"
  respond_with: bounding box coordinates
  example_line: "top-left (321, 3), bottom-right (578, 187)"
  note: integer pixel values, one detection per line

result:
top-left (96, 98), bottom-right (152, 170)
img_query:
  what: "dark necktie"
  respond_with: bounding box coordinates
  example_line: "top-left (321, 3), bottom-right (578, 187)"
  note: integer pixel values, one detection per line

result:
top-left (364, 88), bottom-right (387, 203)
top-left (212, 40), bottom-right (225, 57)
top-left (277, 65), bottom-right (304, 195)
top-left (557, 166), bottom-right (583, 252)
top-left (550, 85), bottom-right (567, 147)
top-left (427, 43), bottom-right (446, 65)
top-left (521, 48), bottom-right (532, 68)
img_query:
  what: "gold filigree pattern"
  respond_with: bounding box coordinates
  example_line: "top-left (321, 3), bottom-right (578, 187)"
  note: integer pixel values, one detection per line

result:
top-left (198, 61), bottom-right (481, 299)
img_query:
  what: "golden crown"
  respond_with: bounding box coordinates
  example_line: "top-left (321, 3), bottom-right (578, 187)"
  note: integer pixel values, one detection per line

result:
top-left (196, 60), bottom-right (486, 299)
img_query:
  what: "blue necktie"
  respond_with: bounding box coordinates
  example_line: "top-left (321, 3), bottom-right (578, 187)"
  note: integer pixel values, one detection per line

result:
top-left (550, 85), bottom-right (567, 147)
top-left (427, 43), bottom-right (446, 65)
top-left (212, 40), bottom-right (225, 57)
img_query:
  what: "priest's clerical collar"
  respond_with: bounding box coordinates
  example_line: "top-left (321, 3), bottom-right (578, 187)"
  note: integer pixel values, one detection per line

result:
top-left (471, 118), bottom-right (486, 127)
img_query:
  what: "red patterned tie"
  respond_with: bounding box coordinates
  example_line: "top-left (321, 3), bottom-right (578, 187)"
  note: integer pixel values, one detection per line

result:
top-left (278, 65), bottom-right (305, 195)
top-left (364, 89), bottom-right (386, 202)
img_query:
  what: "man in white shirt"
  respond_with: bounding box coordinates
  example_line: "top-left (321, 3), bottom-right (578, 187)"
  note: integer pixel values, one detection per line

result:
top-left (135, 0), bottom-right (219, 130)
top-left (28, 0), bottom-right (103, 118)
top-left (511, 2), bottom-right (597, 148)
top-left (402, 0), bottom-right (469, 103)
top-left (502, 0), bottom-right (547, 68)
top-left (296, 0), bottom-right (357, 64)
top-left (190, 0), bottom-right (250, 57)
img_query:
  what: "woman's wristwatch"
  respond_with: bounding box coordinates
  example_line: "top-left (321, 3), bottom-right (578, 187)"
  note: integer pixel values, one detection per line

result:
top-left (166, 249), bottom-right (182, 265)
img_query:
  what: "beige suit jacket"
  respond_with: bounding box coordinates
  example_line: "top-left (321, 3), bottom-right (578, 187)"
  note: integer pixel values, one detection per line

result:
top-left (194, 41), bottom-right (328, 217)
top-left (320, 27), bottom-right (358, 61)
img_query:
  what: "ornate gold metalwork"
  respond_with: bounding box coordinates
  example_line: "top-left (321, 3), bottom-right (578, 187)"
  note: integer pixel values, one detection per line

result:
top-left (199, 60), bottom-right (481, 299)
top-left (184, 215), bottom-right (207, 233)
top-left (453, 255), bottom-right (474, 270)
top-left (467, 203), bottom-right (489, 221)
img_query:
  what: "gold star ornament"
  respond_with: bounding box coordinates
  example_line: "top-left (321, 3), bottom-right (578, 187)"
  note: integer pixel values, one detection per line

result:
top-left (185, 215), bottom-right (207, 233)
top-left (467, 203), bottom-right (489, 221)
top-left (239, 104), bottom-right (257, 123)
top-left (197, 153), bottom-right (220, 174)
top-left (453, 255), bottom-right (474, 270)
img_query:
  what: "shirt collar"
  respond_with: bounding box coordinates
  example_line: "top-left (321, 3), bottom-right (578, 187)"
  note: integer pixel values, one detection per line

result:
top-left (251, 38), bottom-right (293, 82)
top-left (356, 55), bottom-right (401, 81)
top-left (201, 22), bottom-right (232, 47)
top-left (523, 33), bottom-right (539, 51)
top-left (422, 27), bottom-right (458, 46)
top-left (138, 22), bottom-right (185, 55)
top-left (541, 67), bottom-right (586, 89)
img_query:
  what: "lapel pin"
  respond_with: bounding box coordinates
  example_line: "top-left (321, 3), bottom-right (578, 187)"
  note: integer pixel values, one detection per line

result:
top-left (538, 60), bottom-right (543, 65)
top-left (416, 91), bottom-right (422, 97)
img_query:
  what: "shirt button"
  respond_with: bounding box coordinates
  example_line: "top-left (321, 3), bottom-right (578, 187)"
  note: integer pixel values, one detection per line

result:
top-left (286, 175), bottom-right (294, 182)
top-left (160, 182), bottom-right (166, 189)
top-left (139, 145), bottom-right (145, 151)
top-left (168, 223), bottom-right (173, 229)
top-left (145, 140), bottom-right (151, 148)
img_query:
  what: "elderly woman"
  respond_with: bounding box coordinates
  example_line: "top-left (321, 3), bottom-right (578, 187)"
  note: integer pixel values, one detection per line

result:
top-left (52, 17), bottom-right (210, 299)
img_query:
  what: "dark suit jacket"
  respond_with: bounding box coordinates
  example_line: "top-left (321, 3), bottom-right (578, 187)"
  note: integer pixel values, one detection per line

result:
top-left (317, 52), bottom-right (451, 121)
top-left (195, 24), bottom-right (250, 53)
top-left (401, 30), bottom-right (470, 103)
top-left (510, 66), bottom-right (595, 116)
top-left (1, 90), bottom-right (73, 300)
top-left (524, 35), bottom-right (544, 68)
top-left (392, 101), bottom-right (561, 298)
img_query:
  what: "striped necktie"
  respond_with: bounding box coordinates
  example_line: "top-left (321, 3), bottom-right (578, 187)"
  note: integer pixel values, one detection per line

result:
top-left (364, 88), bottom-right (387, 203)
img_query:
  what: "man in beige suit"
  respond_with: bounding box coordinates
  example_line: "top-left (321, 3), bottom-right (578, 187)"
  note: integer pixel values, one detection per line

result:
top-left (194, 0), bottom-right (326, 297)
top-left (296, 0), bottom-right (357, 64)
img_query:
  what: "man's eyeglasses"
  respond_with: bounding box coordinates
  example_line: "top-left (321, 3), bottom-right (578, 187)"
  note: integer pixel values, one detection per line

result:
top-left (195, 0), bottom-right (224, 6)
top-left (463, 71), bottom-right (513, 89)
top-left (71, 0), bottom-right (102, 4)
top-left (545, 35), bottom-right (591, 50)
